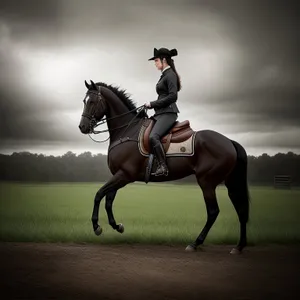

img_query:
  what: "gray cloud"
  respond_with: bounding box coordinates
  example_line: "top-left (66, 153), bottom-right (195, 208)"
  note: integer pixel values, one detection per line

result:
top-left (0, 0), bottom-right (62, 48)
top-left (0, 0), bottom-right (299, 155)
top-left (180, 0), bottom-right (300, 138)
top-left (208, 83), bottom-right (300, 132)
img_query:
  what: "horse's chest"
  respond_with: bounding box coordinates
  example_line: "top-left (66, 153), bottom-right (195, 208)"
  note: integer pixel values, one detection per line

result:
top-left (107, 149), bottom-right (130, 174)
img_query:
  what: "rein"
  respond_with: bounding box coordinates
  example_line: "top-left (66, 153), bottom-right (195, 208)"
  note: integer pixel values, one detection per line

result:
top-left (82, 88), bottom-right (148, 143)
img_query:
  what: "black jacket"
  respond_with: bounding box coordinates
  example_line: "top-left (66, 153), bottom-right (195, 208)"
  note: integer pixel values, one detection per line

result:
top-left (150, 67), bottom-right (180, 116)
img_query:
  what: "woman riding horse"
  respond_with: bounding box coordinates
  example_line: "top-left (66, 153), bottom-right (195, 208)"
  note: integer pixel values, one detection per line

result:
top-left (145, 47), bottom-right (181, 176)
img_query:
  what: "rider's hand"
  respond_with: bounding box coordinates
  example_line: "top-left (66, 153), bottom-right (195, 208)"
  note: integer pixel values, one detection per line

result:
top-left (144, 102), bottom-right (151, 108)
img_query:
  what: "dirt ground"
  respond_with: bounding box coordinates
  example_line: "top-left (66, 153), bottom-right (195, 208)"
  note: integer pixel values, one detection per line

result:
top-left (1, 243), bottom-right (299, 300)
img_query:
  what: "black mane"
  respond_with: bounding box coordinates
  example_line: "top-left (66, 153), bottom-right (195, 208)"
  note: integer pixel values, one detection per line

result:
top-left (96, 82), bottom-right (148, 118)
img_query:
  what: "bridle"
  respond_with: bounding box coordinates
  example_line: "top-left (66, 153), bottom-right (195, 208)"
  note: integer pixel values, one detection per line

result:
top-left (81, 87), bottom-right (147, 143)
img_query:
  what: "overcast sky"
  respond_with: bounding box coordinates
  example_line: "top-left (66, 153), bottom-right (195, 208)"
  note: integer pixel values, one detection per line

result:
top-left (0, 0), bottom-right (299, 156)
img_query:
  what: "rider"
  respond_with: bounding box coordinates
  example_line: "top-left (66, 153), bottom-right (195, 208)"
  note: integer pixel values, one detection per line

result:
top-left (145, 47), bottom-right (181, 176)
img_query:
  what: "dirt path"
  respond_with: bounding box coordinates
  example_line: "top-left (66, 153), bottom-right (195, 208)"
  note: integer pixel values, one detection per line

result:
top-left (1, 243), bottom-right (299, 300)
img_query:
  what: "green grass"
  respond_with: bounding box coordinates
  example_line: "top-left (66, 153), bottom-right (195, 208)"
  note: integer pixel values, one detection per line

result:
top-left (0, 182), bottom-right (299, 245)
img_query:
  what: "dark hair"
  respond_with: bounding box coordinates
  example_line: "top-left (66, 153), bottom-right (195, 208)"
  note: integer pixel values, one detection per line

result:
top-left (165, 57), bottom-right (182, 91)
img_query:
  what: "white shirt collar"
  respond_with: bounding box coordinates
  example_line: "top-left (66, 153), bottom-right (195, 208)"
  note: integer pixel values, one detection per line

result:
top-left (162, 66), bottom-right (171, 73)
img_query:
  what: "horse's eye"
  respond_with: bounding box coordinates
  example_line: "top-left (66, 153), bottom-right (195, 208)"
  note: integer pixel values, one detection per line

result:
top-left (83, 95), bottom-right (89, 105)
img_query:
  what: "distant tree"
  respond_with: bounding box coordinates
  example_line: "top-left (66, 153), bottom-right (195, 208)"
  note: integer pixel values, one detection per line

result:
top-left (0, 151), bottom-right (299, 186)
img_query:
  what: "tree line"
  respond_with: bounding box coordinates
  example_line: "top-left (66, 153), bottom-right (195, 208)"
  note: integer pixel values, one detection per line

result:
top-left (0, 151), bottom-right (299, 186)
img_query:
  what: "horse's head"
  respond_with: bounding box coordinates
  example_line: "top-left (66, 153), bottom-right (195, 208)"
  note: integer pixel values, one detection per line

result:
top-left (79, 80), bottom-right (107, 134)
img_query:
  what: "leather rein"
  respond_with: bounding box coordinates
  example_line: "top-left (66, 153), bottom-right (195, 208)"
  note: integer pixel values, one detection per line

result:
top-left (81, 88), bottom-right (147, 143)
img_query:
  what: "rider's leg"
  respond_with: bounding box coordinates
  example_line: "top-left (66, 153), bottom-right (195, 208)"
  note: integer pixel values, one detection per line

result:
top-left (149, 113), bottom-right (178, 176)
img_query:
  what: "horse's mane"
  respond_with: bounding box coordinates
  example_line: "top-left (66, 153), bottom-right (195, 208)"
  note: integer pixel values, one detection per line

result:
top-left (96, 82), bottom-right (148, 118)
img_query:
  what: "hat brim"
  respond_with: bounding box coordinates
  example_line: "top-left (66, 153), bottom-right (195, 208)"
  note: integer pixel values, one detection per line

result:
top-left (148, 47), bottom-right (177, 61)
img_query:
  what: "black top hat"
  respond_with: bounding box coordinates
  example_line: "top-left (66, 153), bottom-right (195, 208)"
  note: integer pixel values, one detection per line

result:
top-left (148, 47), bottom-right (178, 60)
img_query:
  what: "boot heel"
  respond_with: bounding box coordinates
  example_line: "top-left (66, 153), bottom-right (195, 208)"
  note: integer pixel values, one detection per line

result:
top-left (152, 143), bottom-right (169, 176)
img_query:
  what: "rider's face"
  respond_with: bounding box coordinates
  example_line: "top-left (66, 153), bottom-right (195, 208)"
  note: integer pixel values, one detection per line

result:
top-left (154, 58), bottom-right (165, 70)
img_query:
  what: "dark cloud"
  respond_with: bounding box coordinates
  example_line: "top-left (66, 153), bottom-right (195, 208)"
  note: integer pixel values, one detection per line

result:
top-left (248, 130), bottom-right (300, 149)
top-left (0, 0), bottom-right (62, 47)
top-left (207, 83), bottom-right (300, 133)
top-left (0, 0), bottom-right (60, 21)
top-left (181, 0), bottom-right (300, 139)
top-left (0, 87), bottom-right (77, 142)
top-left (0, 0), bottom-right (299, 155)
top-left (219, 0), bottom-right (299, 60)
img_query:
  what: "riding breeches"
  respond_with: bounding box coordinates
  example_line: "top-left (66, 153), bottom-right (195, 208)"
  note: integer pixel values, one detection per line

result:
top-left (149, 113), bottom-right (178, 149)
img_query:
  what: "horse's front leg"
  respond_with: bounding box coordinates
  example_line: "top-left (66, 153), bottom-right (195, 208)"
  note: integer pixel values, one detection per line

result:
top-left (105, 190), bottom-right (124, 233)
top-left (91, 171), bottom-right (131, 235)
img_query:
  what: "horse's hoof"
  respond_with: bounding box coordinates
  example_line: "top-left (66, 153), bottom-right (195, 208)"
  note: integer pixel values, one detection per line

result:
top-left (117, 223), bottom-right (124, 233)
top-left (94, 226), bottom-right (103, 236)
top-left (185, 245), bottom-right (197, 252)
top-left (230, 247), bottom-right (241, 255)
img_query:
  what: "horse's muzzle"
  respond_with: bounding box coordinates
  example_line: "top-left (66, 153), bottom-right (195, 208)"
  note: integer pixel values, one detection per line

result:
top-left (79, 123), bottom-right (89, 134)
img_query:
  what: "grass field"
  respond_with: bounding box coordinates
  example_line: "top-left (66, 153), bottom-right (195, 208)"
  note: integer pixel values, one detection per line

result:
top-left (0, 182), bottom-right (299, 245)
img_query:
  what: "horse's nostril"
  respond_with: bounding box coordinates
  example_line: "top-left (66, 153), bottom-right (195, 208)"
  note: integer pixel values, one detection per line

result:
top-left (79, 124), bottom-right (85, 131)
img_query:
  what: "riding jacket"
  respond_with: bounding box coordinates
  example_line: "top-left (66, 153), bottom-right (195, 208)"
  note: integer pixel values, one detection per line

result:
top-left (150, 67), bottom-right (180, 116)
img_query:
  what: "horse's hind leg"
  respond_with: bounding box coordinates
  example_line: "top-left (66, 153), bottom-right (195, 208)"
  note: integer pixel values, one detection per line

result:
top-left (225, 173), bottom-right (249, 254)
top-left (225, 184), bottom-right (247, 254)
top-left (186, 181), bottom-right (220, 252)
top-left (105, 190), bottom-right (124, 233)
top-left (225, 140), bottom-right (250, 254)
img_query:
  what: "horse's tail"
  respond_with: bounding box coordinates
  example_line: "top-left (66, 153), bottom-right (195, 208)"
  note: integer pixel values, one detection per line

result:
top-left (225, 140), bottom-right (250, 224)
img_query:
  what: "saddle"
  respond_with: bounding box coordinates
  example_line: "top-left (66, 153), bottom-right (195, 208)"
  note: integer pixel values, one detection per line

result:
top-left (142, 119), bottom-right (194, 153)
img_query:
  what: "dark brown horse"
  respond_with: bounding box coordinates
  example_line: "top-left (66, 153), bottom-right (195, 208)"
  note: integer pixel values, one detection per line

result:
top-left (79, 80), bottom-right (250, 254)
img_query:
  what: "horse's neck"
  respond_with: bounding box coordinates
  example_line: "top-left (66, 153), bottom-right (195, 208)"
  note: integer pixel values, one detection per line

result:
top-left (102, 88), bottom-right (136, 141)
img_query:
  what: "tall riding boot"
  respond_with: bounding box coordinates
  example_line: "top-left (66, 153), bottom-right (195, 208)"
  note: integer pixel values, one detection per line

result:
top-left (153, 142), bottom-right (169, 176)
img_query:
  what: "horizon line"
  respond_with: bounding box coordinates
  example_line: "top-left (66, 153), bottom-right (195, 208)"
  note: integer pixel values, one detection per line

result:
top-left (1, 150), bottom-right (299, 158)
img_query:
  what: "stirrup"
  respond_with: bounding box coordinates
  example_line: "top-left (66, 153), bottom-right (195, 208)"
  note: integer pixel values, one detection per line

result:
top-left (153, 164), bottom-right (169, 176)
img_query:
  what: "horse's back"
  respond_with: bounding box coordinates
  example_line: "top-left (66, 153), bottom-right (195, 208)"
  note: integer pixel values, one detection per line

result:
top-left (194, 129), bottom-right (238, 157)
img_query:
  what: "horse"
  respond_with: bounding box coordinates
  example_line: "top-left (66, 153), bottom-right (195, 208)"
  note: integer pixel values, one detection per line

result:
top-left (79, 80), bottom-right (250, 254)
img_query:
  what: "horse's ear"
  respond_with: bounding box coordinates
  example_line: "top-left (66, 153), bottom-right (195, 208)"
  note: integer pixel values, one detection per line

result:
top-left (90, 80), bottom-right (98, 91)
top-left (85, 80), bottom-right (90, 89)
